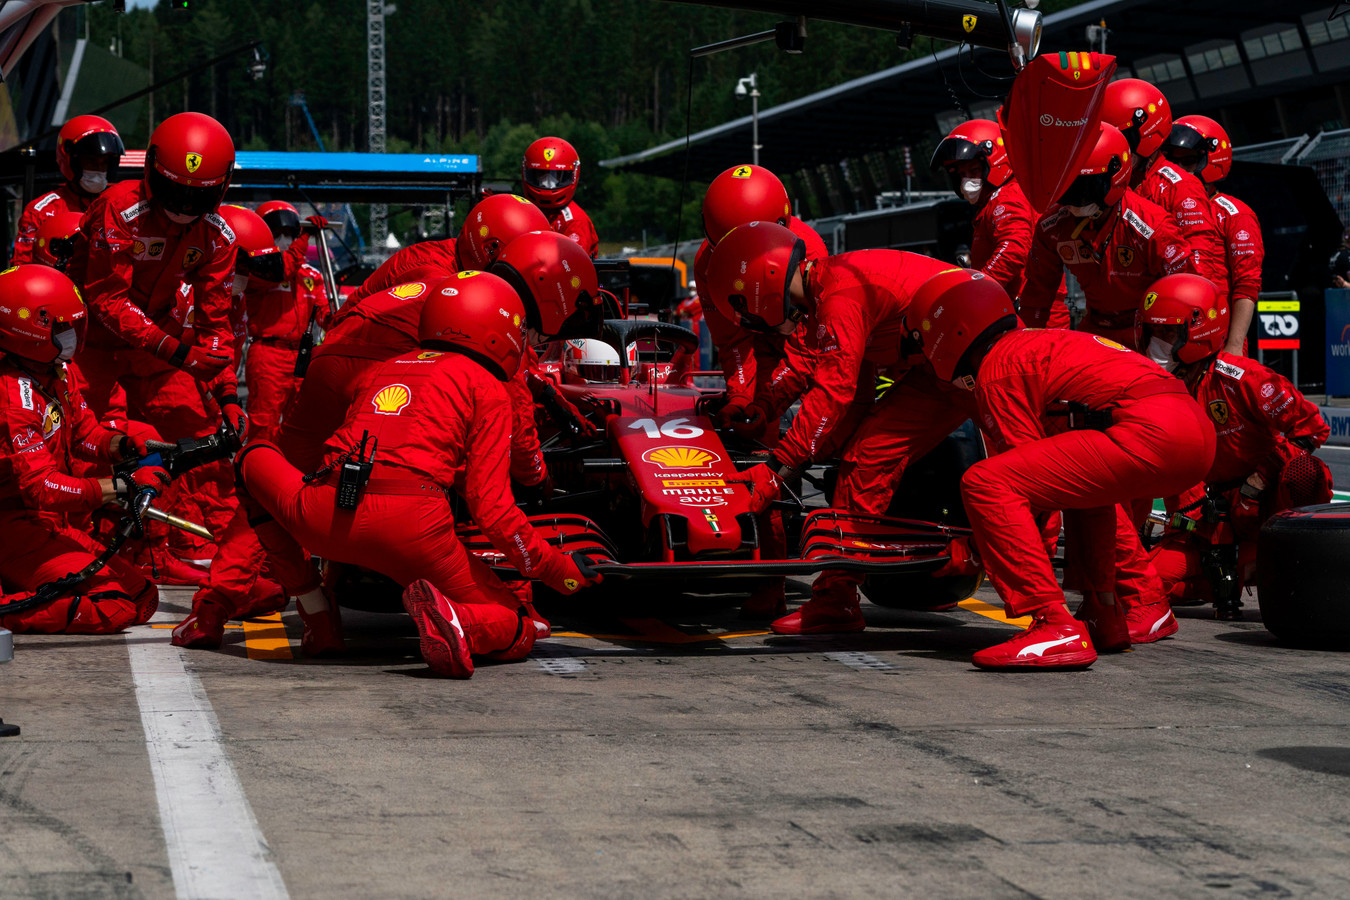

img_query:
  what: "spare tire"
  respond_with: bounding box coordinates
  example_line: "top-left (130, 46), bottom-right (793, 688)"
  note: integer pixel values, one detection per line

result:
top-left (1257, 504), bottom-right (1350, 648)
top-left (862, 421), bottom-right (985, 610)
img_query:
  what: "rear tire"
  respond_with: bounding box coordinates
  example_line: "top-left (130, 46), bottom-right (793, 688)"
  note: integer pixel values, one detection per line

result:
top-left (1256, 504), bottom-right (1350, 648)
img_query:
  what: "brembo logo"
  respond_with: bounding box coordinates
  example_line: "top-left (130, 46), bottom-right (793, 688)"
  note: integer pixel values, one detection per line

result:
top-left (1040, 114), bottom-right (1088, 127)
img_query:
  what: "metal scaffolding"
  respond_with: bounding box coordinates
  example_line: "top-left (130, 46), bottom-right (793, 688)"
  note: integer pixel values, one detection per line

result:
top-left (366, 0), bottom-right (388, 254)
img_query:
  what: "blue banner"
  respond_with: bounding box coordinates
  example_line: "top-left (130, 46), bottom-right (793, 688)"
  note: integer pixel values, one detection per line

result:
top-left (232, 152), bottom-right (479, 173)
top-left (1327, 289), bottom-right (1350, 396)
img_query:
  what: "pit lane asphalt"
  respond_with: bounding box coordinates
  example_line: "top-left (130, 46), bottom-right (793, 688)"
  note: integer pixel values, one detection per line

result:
top-left (4, 577), bottom-right (1350, 900)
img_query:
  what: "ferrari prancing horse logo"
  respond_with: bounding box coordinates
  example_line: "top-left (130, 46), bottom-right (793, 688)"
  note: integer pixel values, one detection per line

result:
top-left (542, 147), bottom-right (556, 162)
top-left (732, 166), bottom-right (753, 178)
top-left (1116, 246), bottom-right (1135, 268)
top-left (1208, 400), bottom-right (1229, 425)
top-left (962, 14), bottom-right (977, 32)
top-left (185, 152), bottom-right (202, 174)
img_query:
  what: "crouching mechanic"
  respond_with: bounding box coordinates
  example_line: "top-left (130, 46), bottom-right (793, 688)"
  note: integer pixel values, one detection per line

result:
top-left (705, 223), bottom-right (977, 634)
top-left (238, 272), bottom-right (602, 677)
top-left (1141, 274), bottom-right (1330, 614)
top-left (0, 266), bottom-right (160, 633)
top-left (907, 268), bottom-right (1216, 669)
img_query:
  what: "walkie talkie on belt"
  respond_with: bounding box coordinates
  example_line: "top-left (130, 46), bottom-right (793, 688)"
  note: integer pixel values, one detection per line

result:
top-left (293, 327), bottom-right (315, 377)
top-left (336, 431), bottom-right (376, 510)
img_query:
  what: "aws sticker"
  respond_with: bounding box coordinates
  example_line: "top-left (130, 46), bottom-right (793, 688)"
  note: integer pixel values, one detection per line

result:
top-left (731, 165), bottom-right (754, 178)
top-left (962, 14), bottom-right (977, 32)
top-left (641, 446), bottom-right (720, 469)
top-left (185, 152), bottom-right (203, 174)
top-left (182, 247), bottom-right (203, 267)
top-left (371, 383), bottom-right (412, 415)
top-left (1208, 400), bottom-right (1229, 425)
top-left (1116, 246), bottom-right (1135, 268)
top-left (1092, 335), bottom-right (1130, 352)
top-left (1143, 291), bottom-right (1158, 310)
top-left (390, 282), bottom-right (426, 299)
top-left (543, 147), bottom-right (556, 162)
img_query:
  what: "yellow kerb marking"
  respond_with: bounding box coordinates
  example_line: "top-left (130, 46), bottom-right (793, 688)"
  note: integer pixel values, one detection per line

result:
top-left (243, 612), bottom-right (293, 660)
top-left (958, 597), bottom-right (1032, 629)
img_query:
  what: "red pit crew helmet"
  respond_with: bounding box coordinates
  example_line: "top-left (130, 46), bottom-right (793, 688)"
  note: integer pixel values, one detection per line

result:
top-left (0, 265), bottom-right (88, 364)
top-left (1139, 273), bottom-right (1228, 365)
top-left (702, 164), bottom-right (792, 245)
top-left (1057, 123), bottom-right (1131, 211)
top-left (704, 221), bottom-right (806, 334)
top-left (419, 270), bottom-right (527, 381)
top-left (522, 137), bottom-right (580, 210)
top-left (56, 114), bottom-right (124, 182)
top-left (257, 200), bottom-right (302, 239)
top-left (1166, 115), bottom-right (1232, 185)
top-left (906, 267), bottom-right (1020, 385)
top-left (145, 112), bottom-right (235, 222)
top-left (33, 212), bottom-right (85, 270)
top-left (490, 230), bottom-right (600, 341)
top-left (930, 119), bottom-right (1012, 194)
top-left (220, 205), bottom-right (283, 283)
top-left (1101, 78), bottom-right (1172, 158)
top-left (456, 193), bottom-right (550, 271)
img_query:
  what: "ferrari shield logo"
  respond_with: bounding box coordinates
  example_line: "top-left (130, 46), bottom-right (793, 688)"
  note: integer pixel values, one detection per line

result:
top-left (732, 166), bottom-right (753, 178)
top-left (962, 14), bottom-right (977, 32)
top-left (1208, 400), bottom-right (1229, 425)
top-left (542, 147), bottom-right (556, 162)
top-left (185, 152), bottom-right (202, 174)
top-left (182, 247), bottom-right (202, 267)
top-left (303, 276), bottom-right (316, 291)
top-left (1143, 291), bottom-right (1158, 310)
top-left (1116, 246), bottom-right (1135, 268)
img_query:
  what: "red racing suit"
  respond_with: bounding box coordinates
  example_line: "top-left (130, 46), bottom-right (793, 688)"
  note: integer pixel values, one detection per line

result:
top-left (1149, 353), bottom-right (1330, 602)
top-left (0, 358), bottom-right (157, 633)
top-left (545, 202), bottom-right (599, 258)
top-left (244, 239), bottom-right (330, 441)
top-left (239, 352), bottom-right (582, 660)
top-left (1213, 192), bottom-right (1264, 353)
top-left (693, 216), bottom-right (828, 418)
top-left (973, 178), bottom-right (1070, 329)
top-left (1021, 191), bottom-right (1194, 348)
top-left (11, 184), bottom-right (98, 265)
top-left (347, 237), bottom-right (459, 306)
top-left (1138, 158), bottom-right (1229, 296)
top-left (960, 329), bottom-right (1215, 616)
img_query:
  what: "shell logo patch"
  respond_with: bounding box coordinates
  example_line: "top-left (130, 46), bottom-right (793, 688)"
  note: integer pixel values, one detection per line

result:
top-left (1143, 291), bottom-right (1158, 310)
top-left (1116, 246), bottom-right (1135, 268)
top-left (390, 282), bottom-right (426, 299)
top-left (372, 383), bottom-right (412, 415)
top-left (641, 446), bottom-right (720, 469)
top-left (732, 279), bottom-right (745, 292)
top-left (1207, 307), bottom-right (1218, 320)
top-left (921, 318), bottom-right (932, 332)
top-left (42, 402), bottom-right (62, 438)
top-left (513, 313), bottom-right (522, 327)
top-left (1093, 335), bottom-right (1130, 352)
top-left (1208, 400), bottom-right (1229, 425)
top-left (479, 225), bottom-right (490, 237)
top-left (732, 166), bottom-right (753, 178)
top-left (569, 275), bottom-right (581, 289)
top-left (543, 147), bottom-right (556, 162)
top-left (185, 152), bottom-right (202, 174)
top-left (17, 308), bottom-right (30, 320)
top-left (962, 14), bottom-right (977, 32)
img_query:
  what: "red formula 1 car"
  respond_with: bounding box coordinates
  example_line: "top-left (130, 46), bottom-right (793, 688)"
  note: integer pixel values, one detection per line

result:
top-left (456, 320), bottom-right (985, 609)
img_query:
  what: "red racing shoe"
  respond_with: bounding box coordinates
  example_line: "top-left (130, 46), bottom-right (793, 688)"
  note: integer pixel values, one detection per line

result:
top-left (297, 595), bottom-right (345, 658)
top-left (1125, 599), bottom-right (1179, 643)
top-left (740, 578), bottom-right (788, 620)
top-left (771, 600), bottom-right (866, 635)
top-left (972, 603), bottom-right (1097, 670)
top-left (171, 604), bottom-right (229, 649)
top-left (401, 579), bottom-right (474, 678)
top-left (1074, 591), bottom-right (1131, 652)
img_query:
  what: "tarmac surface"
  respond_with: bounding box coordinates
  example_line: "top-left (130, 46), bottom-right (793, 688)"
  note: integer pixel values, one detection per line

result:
top-left (3, 569), bottom-right (1350, 899)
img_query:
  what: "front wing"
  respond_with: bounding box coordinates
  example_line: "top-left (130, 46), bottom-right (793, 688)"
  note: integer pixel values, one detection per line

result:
top-left (457, 510), bottom-right (965, 580)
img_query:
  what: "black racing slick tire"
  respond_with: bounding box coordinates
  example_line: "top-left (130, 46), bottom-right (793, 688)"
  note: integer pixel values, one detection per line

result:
top-left (862, 421), bottom-right (985, 611)
top-left (1256, 504), bottom-right (1350, 648)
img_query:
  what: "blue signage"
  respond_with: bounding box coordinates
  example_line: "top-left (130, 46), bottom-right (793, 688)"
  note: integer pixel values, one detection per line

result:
top-left (1327, 288), bottom-right (1350, 396)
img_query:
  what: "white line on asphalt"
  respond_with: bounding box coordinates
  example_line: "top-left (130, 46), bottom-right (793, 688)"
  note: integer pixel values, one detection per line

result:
top-left (127, 616), bottom-right (288, 900)
top-left (823, 651), bottom-right (896, 672)
top-left (537, 657), bottom-right (588, 676)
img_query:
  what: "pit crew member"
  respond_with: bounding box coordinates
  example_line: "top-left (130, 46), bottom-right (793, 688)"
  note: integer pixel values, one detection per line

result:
top-left (0, 266), bottom-right (160, 634)
top-left (1141, 274), bottom-right (1330, 616)
top-left (238, 271), bottom-right (602, 677)
top-left (12, 116), bottom-right (124, 265)
top-left (908, 268), bottom-right (1215, 668)
top-left (522, 137), bottom-right (599, 257)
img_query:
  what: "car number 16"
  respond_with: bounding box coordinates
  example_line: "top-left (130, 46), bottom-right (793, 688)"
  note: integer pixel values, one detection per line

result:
top-left (627, 417), bottom-right (704, 439)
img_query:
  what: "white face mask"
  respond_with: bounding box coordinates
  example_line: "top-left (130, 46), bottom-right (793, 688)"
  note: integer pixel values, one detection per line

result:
top-left (79, 171), bottom-right (108, 194)
top-left (165, 210), bottom-right (199, 225)
top-left (275, 236), bottom-right (294, 253)
top-left (53, 327), bottom-right (79, 362)
top-left (1147, 336), bottom-right (1179, 372)
top-left (232, 274), bottom-right (250, 296)
top-left (960, 178), bottom-right (984, 204)
top-left (1067, 203), bottom-right (1101, 219)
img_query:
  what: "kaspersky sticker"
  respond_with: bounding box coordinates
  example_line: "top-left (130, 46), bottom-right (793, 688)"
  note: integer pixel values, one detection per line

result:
top-left (186, 152), bottom-right (203, 174)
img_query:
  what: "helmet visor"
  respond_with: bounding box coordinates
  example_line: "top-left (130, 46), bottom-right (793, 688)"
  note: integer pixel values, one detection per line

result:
top-left (70, 131), bottom-right (125, 163)
top-left (1057, 172), bottom-right (1111, 209)
top-left (1161, 124), bottom-right (1207, 170)
top-left (240, 249), bottom-right (285, 284)
top-left (149, 167), bottom-right (227, 219)
top-left (524, 168), bottom-right (575, 191)
top-left (262, 208), bottom-right (302, 239)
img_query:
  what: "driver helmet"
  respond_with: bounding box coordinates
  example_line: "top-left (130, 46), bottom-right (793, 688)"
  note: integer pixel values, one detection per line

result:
top-left (562, 338), bottom-right (623, 384)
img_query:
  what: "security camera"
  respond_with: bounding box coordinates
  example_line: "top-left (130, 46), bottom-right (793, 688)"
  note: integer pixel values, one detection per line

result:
top-left (735, 82), bottom-right (748, 99)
